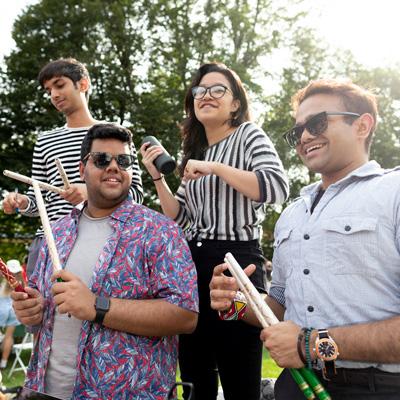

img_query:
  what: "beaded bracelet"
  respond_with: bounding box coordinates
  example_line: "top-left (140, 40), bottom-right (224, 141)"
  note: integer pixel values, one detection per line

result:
top-left (305, 327), bottom-right (314, 369)
top-left (297, 327), bottom-right (307, 365)
top-left (218, 291), bottom-right (247, 321)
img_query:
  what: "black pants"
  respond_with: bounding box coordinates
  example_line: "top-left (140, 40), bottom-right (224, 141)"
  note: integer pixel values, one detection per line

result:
top-left (179, 239), bottom-right (266, 400)
top-left (275, 368), bottom-right (400, 400)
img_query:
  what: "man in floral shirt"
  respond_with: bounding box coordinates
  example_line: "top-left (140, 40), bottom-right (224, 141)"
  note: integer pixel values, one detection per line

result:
top-left (12, 123), bottom-right (199, 400)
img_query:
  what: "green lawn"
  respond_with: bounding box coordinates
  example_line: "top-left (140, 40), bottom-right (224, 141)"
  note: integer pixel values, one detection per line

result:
top-left (1, 350), bottom-right (30, 388)
top-left (262, 348), bottom-right (282, 378)
top-left (1, 348), bottom-right (282, 392)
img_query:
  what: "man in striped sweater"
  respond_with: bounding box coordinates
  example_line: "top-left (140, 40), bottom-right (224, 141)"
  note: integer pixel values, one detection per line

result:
top-left (2, 58), bottom-right (143, 277)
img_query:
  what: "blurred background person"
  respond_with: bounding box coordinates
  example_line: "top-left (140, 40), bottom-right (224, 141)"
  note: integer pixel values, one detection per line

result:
top-left (0, 259), bottom-right (24, 370)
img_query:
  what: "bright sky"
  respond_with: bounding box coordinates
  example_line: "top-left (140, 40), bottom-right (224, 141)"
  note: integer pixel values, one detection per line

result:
top-left (308, 0), bottom-right (400, 67)
top-left (0, 0), bottom-right (399, 68)
top-left (0, 0), bottom-right (38, 60)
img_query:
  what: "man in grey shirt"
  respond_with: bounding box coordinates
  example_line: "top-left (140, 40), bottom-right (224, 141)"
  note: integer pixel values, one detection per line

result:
top-left (210, 79), bottom-right (400, 399)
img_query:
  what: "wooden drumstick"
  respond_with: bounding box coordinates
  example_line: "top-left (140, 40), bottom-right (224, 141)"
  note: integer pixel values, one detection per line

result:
top-left (4, 170), bottom-right (64, 194)
top-left (55, 159), bottom-right (71, 190)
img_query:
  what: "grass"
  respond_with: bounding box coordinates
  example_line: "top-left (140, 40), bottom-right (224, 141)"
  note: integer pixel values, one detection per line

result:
top-left (262, 348), bottom-right (282, 379)
top-left (1, 350), bottom-right (30, 388)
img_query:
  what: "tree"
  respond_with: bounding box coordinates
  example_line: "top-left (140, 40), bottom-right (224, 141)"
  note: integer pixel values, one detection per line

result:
top-left (347, 65), bottom-right (400, 167)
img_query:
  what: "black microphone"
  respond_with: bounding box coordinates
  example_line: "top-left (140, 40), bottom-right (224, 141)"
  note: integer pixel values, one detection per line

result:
top-left (141, 136), bottom-right (177, 175)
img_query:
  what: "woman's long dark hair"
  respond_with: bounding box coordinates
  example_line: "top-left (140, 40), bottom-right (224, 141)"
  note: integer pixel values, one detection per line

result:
top-left (179, 62), bottom-right (251, 176)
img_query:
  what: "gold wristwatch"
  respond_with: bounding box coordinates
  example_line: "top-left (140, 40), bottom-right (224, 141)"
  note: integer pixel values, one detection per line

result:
top-left (315, 329), bottom-right (339, 379)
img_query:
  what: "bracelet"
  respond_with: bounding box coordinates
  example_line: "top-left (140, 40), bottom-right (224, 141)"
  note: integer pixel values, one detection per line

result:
top-left (297, 327), bottom-right (307, 365)
top-left (218, 291), bottom-right (247, 321)
top-left (305, 327), bottom-right (314, 369)
top-left (152, 176), bottom-right (164, 182)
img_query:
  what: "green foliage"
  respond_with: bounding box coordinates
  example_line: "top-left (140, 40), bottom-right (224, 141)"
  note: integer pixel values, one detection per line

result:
top-left (262, 348), bottom-right (283, 378)
top-left (351, 66), bottom-right (400, 167)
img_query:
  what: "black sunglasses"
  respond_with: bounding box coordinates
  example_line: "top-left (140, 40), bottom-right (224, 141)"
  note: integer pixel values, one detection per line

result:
top-left (283, 111), bottom-right (361, 148)
top-left (191, 84), bottom-right (231, 100)
top-left (83, 152), bottom-right (134, 170)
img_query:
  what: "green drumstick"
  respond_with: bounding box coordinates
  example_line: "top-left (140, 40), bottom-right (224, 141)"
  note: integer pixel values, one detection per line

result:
top-left (290, 368), bottom-right (316, 399)
top-left (299, 368), bottom-right (331, 400)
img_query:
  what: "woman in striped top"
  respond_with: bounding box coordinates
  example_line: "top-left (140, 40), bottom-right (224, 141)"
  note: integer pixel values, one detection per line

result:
top-left (141, 62), bottom-right (288, 400)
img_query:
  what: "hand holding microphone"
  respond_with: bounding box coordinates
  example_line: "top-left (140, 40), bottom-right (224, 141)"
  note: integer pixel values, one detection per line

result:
top-left (141, 136), bottom-right (176, 176)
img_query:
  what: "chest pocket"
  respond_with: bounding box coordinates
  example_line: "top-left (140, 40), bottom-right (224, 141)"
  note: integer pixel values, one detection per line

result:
top-left (322, 217), bottom-right (379, 276)
top-left (273, 228), bottom-right (297, 280)
top-left (273, 228), bottom-right (292, 247)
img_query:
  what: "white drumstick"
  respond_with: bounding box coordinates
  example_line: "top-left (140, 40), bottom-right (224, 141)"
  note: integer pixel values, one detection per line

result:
top-left (4, 170), bottom-right (64, 195)
top-left (55, 159), bottom-right (70, 189)
top-left (32, 181), bottom-right (62, 272)
top-left (224, 252), bottom-right (279, 327)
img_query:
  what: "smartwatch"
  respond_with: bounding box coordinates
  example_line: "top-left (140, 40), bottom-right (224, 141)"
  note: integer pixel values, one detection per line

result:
top-left (315, 329), bottom-right (339, 379)
top-left (94, 296), bottom-right (110, 325)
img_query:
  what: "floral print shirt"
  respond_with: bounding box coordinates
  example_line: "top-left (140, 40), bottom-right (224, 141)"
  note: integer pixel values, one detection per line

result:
top-left (25, 198), bottom-right (198, 399)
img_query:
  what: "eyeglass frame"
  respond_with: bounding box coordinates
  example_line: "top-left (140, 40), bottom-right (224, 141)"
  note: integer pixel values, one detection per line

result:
top-left (82, 152), bottom-right (134, 170)
top-left (191, 84), bottom-right (232, 100)
top-left (283, 111), bottom-right (361, 148)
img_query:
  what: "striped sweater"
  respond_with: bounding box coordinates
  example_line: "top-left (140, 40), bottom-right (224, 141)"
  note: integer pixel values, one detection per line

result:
top-left (174, 122), bottom-right (288, 241)
top-left (22, 125), bottom-right (143, 236)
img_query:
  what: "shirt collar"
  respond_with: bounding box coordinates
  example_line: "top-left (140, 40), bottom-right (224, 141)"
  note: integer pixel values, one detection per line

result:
top-left (300, 160), bottom-right (384, 197)
top-left (70, 196), bottom-right (134, 223)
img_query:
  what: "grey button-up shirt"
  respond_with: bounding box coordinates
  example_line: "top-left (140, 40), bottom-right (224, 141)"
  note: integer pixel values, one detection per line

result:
top-left (270, 161), bottom-right (400, 372)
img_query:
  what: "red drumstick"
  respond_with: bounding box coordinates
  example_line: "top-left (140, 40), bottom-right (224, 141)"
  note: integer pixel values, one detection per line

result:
top-left (0, 257), bottom-right (26, 293)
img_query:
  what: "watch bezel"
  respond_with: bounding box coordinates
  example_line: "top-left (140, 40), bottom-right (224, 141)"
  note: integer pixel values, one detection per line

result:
top-left (316, 337), bottom-right (339, 361)
top-left (95, 296), bottom-right (110, 312)
top-left (94, 296), bottom-right (110, 325)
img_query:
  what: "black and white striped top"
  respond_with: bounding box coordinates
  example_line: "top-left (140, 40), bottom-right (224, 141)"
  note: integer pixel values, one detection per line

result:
top-left (22, 125), bottom-right (143, 237)
top-left (174, 122), bottom-right (289, 241)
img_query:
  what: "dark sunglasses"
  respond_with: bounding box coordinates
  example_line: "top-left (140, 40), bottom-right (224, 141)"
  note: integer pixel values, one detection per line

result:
top-left (283, 111), bottom-right (361, 148)
top-left (191, 84), bottom-right (231, 100)
top-left (83, 152), bottom-right (134, 170)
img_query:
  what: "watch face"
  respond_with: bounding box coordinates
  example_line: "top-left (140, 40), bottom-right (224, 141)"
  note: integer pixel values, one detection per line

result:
top-left (96, 297), bottom-right (110, 311)
top-left (317, 338), bottom-right (338, 361)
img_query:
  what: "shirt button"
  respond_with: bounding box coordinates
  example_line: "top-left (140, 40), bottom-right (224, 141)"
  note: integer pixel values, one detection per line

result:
top-left (303, 269), bottom-right (310, 275)
top-left (196, 241), bottom-right (202, 247)
top-left (344, 225), bottom-right (351, 232)
top-left (307, 306), bottom-right (314, 312)
top-left (303, 234), bottom-right (310, 240)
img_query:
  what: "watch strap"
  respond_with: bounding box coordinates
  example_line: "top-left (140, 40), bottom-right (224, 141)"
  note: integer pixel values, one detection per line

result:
top-left (317, 329), bottom-right (338, 379)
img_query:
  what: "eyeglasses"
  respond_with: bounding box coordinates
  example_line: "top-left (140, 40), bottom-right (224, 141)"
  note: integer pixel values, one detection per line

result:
top-left (191, 84), bottom-right (231, 100)
top-left (283, 111), bottom-right (361, 148)
top-left (83, 152), bottom-right (134, 170)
